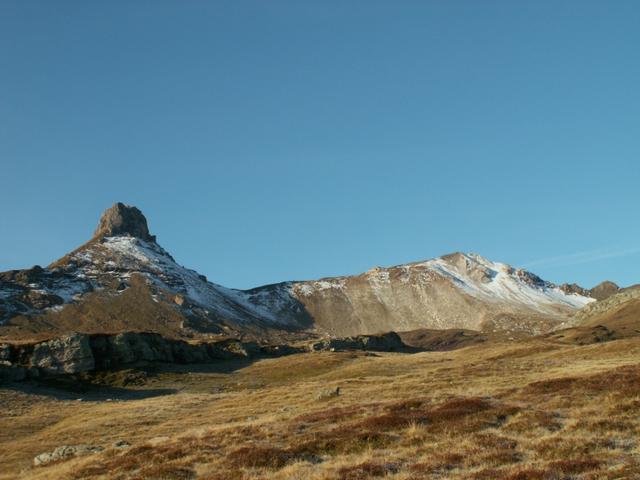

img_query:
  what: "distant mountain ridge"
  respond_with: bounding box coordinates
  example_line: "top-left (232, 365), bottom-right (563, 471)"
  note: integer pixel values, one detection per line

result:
top-left (0, 203), bottom-right (602, 340)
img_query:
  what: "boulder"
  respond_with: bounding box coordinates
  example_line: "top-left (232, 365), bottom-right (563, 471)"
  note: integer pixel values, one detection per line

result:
top-left (315, 386), bottom-right (341, 400)
top-left (30, 333), bottom-right (95, 375)
top-left (33, 445), bottom-right (103, 467)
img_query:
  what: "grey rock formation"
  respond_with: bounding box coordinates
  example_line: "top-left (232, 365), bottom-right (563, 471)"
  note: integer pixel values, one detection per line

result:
top-left (309, 332), bottom-right (407, 352)
top-left (0, 330), bottom-right (411, 381)
top-left (33, 445), bottom-right (103, 467)
top-left (315, 386), bottom-right (341, 400)
top-left (30, 333), bottom-right (95, 374)
top-left (93, 202), bottom-right (155, 241)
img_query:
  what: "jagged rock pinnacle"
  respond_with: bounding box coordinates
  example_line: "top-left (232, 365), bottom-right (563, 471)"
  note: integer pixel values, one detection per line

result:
top-left (93, 203), bottom-right (155, 241)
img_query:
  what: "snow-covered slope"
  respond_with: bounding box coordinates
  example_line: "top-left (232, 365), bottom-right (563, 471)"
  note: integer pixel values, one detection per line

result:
top-left (418, 253), bottom-right (592, 311)
top-left (66, 235), bottom-right (301, 326)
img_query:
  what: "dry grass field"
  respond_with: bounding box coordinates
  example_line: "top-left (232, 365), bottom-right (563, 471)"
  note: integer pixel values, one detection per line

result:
top-left (1, 335), bottom-right (639, 479)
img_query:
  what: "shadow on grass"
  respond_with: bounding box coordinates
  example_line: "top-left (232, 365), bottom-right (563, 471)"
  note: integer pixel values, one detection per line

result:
top-left (3, 378), bottom-right (178, 401)
top-left (0, 357), bottom-right (263, 401)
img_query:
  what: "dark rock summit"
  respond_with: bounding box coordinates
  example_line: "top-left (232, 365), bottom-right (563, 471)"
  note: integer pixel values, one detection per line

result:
top-left (93, 203), bottom-right (155, 241)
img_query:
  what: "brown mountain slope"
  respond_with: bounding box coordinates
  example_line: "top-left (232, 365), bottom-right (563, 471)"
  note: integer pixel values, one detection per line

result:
top-left (547, 285), bottom-right (640, 345)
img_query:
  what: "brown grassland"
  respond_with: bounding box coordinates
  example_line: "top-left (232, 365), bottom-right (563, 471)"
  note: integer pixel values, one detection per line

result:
top-left (1, 335), bottom-right (639, 479)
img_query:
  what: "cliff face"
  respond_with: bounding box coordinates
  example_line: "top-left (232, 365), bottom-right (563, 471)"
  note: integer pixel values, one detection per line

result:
top-left (0, 332), bottom-right (280, 381)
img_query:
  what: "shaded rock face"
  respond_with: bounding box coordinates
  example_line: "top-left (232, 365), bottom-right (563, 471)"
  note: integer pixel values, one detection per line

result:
top-left (93, 203), bottom-right (155, 241)
top-left (88, 332), bottom-right (265, 370)
top-left (309, 332), bottom-right (407, 352)
top-left (0, 343), bottom-right (11, 362)
top-left (1, 332), bottom-right (302, 380)
top-left (0, 267), bottom-right (67, 321)
top-left (22, 290), bottom-right (64, 309)
top-left (0, 331), bottom-right (412, 381)
top-left (31, 333), bottom-right (95, 374)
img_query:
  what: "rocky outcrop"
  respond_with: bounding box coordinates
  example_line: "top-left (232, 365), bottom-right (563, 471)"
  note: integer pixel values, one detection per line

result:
top-left (588, 281), bottom-right (620, 301)
top-left (31, 333), bottom-right (95, 374)
top-left (0, 332), bottom-right (283, 380)
top-left (93, 203), bottom-right (155, 241)
top-left (0, 331), bottom-right (413, 382)
top-left (88, 332), bottom-right (266, 369)
top-left (33, 445), bottom-right (103, 467)
top-left (561, 281), bottom-right (619, 302)
top-left (0, 265), bottom-right (88, 323)
top-left (560, 283), bottom-right (590, 297)
top-left (0, 363), bottom-right (28, 382)
top-left (309, 332), bottom-right (407, 352)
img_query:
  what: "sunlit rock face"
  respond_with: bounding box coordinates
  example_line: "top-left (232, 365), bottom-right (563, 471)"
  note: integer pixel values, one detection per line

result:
top-left (93, 202), bottom-right (155, 242)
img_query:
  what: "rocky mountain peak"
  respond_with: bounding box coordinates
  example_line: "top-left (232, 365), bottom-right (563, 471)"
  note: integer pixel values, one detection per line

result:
top-left (93, 203), bottom-right (155, 242)
top-left (589, 280), bottom-right (620, 301)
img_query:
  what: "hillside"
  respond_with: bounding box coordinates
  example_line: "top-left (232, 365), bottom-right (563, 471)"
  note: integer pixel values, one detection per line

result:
top-left (547, 285), bottom-right (640, 345)
top-left (258, 252), bottom-right (593, 337)
top-left (2, 334), bottom-right (639, 479)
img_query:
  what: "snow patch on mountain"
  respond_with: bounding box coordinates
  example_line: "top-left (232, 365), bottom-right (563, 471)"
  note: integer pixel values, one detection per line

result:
top-left (285, 252), bottom-right (593, 316)
top-left (419, 253), bottom-right (593, 313)
top-left (69, 236), bottom-right (297, 325)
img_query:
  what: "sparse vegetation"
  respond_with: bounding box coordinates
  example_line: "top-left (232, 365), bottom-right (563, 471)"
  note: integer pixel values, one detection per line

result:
top-left (1, 336), bottom-right (639, 479)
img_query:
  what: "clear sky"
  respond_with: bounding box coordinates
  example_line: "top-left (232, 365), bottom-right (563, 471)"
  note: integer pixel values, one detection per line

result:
top-left (1, 1), bottom-right (639, 290)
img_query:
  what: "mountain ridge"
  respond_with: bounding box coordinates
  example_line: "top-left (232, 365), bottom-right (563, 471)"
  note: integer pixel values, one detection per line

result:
top-left (0, 203), bottom-right (601, 340)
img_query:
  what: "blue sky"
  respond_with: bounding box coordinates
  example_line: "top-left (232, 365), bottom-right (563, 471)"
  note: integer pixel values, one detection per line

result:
top-left (1, 1), bottom-right (639, 289)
